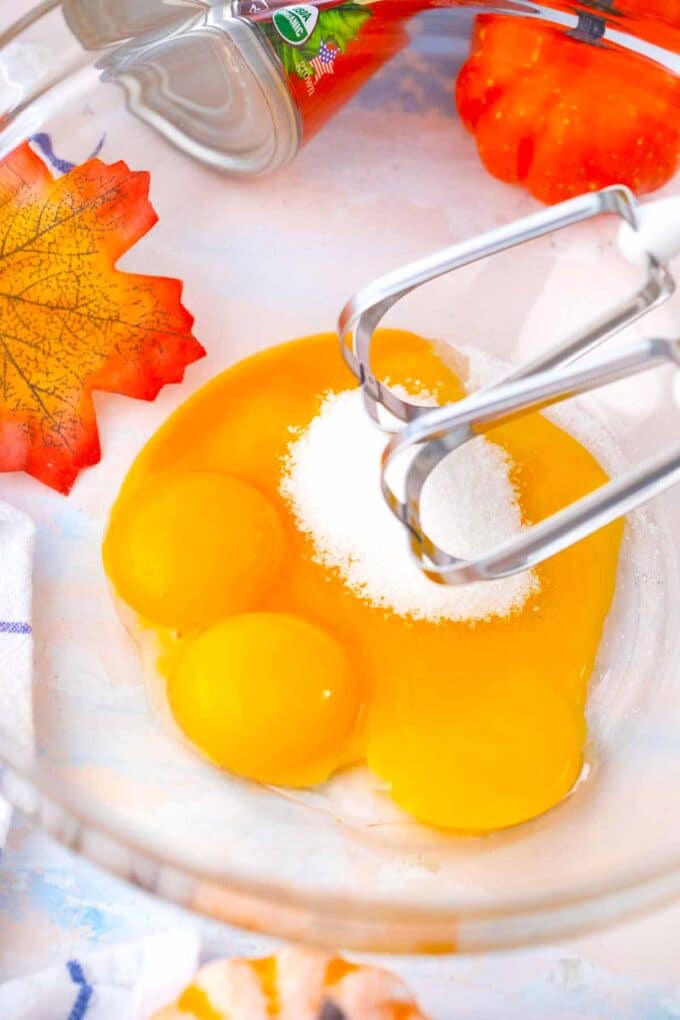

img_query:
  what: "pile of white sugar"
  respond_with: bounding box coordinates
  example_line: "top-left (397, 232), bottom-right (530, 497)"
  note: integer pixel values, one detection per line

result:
top-left (280, 386), bottom-right (539, 623)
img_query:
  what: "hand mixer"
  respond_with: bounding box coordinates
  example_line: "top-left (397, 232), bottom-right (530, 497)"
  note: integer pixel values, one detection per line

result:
top-left (339, 185), bottom-right (680, 585)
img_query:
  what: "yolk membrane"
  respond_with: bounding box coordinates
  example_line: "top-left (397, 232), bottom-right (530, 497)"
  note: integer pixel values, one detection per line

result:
top-left (168, 612), bottom-right (360, 786)
top-left (103, 331), bottom-right (623, 832)
top-left (103, 470), bottom-right (285, 633)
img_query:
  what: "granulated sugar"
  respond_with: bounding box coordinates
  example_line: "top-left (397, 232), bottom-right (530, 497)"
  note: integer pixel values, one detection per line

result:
top-left (280, 388), bottom-right (539, 622)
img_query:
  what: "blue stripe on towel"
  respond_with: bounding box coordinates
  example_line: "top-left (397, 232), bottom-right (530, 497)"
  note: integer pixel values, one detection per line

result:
top-left (30, 133), bottom-right (77, 174)
top-left (66, 960), bottom-right (93, 1020)
top-left (30, 132), bottom-right (106, 175)
top-left (0, 621), bottom-right (31, 634)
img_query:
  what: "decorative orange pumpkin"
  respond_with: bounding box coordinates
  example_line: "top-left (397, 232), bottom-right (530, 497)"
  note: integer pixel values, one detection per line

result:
top-left (612, 0), bottom-right (680, 50)
top-left (455, 13), bottom-right (680, 203)
top-left (151, 945), bottom-right (430, 1020)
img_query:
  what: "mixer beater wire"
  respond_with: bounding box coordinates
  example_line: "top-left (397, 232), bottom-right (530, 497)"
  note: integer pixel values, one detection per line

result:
top-left (339, 185), bottom-right (680, 584)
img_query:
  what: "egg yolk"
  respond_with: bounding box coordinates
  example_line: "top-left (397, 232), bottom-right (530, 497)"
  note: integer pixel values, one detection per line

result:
top-left (368, 671), bottom-right (585, 831)
top-left (104, 331), bottom-right (623, 833)
top-left (103, 470), bottom-right (285, 633)
top-left (168, 612), bottom-right (360, 786)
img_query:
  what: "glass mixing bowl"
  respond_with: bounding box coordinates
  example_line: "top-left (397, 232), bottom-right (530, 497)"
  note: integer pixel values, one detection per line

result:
top-left (0, 0), bottom-right (679, 953)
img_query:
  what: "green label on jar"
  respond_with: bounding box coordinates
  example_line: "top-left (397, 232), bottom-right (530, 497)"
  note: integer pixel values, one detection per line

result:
top-left (263, 1), bottom-right (372, 79)
top-left (272, 4), bottom-right (319, 45)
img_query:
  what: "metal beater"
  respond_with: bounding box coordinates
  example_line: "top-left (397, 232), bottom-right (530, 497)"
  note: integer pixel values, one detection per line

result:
top-left (338, 185), bottom-right (680, 584)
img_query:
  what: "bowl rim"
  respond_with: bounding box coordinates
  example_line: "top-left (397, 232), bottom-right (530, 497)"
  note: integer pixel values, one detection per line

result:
top-left (2, 727), bottom-right (679, 953)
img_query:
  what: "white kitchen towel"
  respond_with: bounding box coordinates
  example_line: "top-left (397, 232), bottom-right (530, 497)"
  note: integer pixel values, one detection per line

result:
top-left (0, 929), bottom-right (201, 1020)
top-left (0, 499), bottom-right (35, 848)
top-left (0, 502), bottom-right (201, 1019)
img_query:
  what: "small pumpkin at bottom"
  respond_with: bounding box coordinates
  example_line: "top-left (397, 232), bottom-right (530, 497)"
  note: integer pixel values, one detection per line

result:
top-left (151, 945), bottom-right (430, 1020)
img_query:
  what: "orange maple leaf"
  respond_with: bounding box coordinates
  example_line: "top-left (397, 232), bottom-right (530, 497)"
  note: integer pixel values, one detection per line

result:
top-left (0, 143), bottom-right (205, 494)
